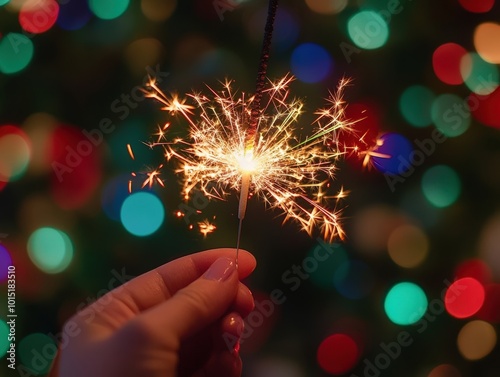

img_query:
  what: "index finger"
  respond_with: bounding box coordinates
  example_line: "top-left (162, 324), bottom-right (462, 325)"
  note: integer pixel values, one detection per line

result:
top-left (77, 249), bottom-right (256, 322)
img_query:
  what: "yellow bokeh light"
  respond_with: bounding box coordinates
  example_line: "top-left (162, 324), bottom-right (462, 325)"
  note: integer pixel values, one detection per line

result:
top-left (141, 0), bottom-right (176, 22)
top-left (474, 22), bottom-right (500, 64)
top-left (387, 224), bottom-right (429, 268)
top-left (305, 0), bottom-right (347, 15)
top-left (457, 320), bottom-right (497, 361)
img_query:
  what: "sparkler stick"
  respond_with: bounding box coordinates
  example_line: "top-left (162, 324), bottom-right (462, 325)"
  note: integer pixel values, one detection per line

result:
top-left (236, 0), bottom-right (279, 266)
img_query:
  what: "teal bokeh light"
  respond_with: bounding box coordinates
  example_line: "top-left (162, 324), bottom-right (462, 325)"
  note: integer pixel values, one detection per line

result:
top-left (421, 165), bottom-right (461, 208)
top-left (384, 282), bottom-right (428, 325)
top-left (461, 52), bottom-right (499, 95)
top-left (88, 0), bottom-right (130, 20)
top-left (27, 227), bottom-right (74, 274)
top-left (19, 333), bottom-right (57, 375)
top-left (399, 85), bottom-right (435, 127)
top-left (0, 33), bottom-right (34, 74)
top-left (431, 94), bottom-right (470, 137)
top-left (0, 319), bottom-right (9, 358)
top-left (120, 192), bottom-right (165, 236)
top-left (347, 11), bottom-right (389, 50)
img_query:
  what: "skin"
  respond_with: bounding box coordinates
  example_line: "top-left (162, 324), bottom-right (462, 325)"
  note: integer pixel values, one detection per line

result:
top-left (49, 249), bottom-right (256, 377)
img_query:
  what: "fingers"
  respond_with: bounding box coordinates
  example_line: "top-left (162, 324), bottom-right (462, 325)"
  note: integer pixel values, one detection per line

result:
top-left (127, 258), bottom-right (241, 343)
top-left (75, 249), bottom-right (256, 325)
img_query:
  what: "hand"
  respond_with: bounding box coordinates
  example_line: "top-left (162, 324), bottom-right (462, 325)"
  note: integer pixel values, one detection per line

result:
top-left (50, 248), bottom-right (256, 377)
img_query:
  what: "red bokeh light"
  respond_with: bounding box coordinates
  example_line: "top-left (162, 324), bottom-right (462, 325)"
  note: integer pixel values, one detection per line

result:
top-left (454, 258), bottom-right (492, 285)
top-left (432, 43), bottom-right (468, 85)
top-left (445, 277), bottom-right (485, 319)
top-left (458, 0), bottom-right (495, 13)
top-left (476, 284), bottom-right (500, 323)
top-left (19, 0), bottom-right (60, 34)
top-left (317, 333), bottom-right (359, 375)
top-left (470, 87), bottom-right (500, 129)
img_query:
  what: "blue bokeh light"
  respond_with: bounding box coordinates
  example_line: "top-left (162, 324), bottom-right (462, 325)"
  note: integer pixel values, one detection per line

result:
top-left (291, 43), bottom-right (332, 83)
top-left (120, 191), bottom-right (165, 236)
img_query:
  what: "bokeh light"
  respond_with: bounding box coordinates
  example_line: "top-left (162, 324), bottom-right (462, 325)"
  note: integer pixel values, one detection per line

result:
top-left (0, 244), bottom-right (13, 283)
top-left (474, 22), bottom-right (500, 64)
top-left (478, 212), bottom-right (500, 280)
top-left (0, 0), bottom-right (10, 6)
top-left (454, 259), bottom-right (492, 285)
top-left (458, 0), bottom-right (495, 13)
top-left (470, 81), bottom-right (500, 118)
top-left (432, 43), bottom-right (468, 85)
top-left (421, 165), bottom-right (461, 208)
top-left (141, 0), bottom-right (176, 22)
top-left (0, 125), bottom-right (31, 184)
top-left (27, 227), bottom-right (74, 274)
top-left (347, 11), bottom-right (389, 50)
top-left (19, 333), bottom-right (57, 375)
top-left (245, 7), bottom-right (299, 52)
top-left (428, 364), bottom-right (462, 377)
top-left (384, 282), bottom-right (428, 325)
top-left (352, 205), bottom-right (408, 255)
top-left (23, 113), bottom-right (57, 176)
top-left (460, 52), bottom-right (499, 95)
top-left (0, 319), bottom-right (9, 358)
top-left (317, 334), bottom-right (359, 375)
top-left (19, 0), bottom-right (59, 34)
top-left (120, 191), bottom-right (165, 236)
top-left (477, 284), bottom-right (500, 323)
top-left (457, 320), bottom-right (497, 360)
top-left (431, 94), bottom-right (470, 137)
top-left (387, 225), bottom-right (429, 268)
top-left (290, 43), bottom-right (332, 83)
top-left (88, 0), bottom-right (130, 20)
top-left (444, 277), bottom-right (485, 318)
top-left (101, 175), bottom-right (132, 221)
top-left (125, 38), bottom-right (165, 76)
top-left (399, 85), bottom-right (435, 127)
top-left (49, 125), bottom-right (102, 209)
top-left (305, 0), bottom-right (347, 15)
top-left (0, 33), bottom-right (34, 74)
top-left (334, 260), bottom-right (374, 299)
top-left (370, 133), bottom-right (413, 175)
top-left (56, 0), bottom-right (92, 31)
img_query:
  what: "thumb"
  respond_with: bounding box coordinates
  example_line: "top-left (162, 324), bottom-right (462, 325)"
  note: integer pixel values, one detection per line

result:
top-left (134, 257), bottom-right (239, 342)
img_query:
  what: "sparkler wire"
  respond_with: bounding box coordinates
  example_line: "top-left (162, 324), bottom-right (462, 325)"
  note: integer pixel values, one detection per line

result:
top-left (236, 0), bottom-right (279, 267)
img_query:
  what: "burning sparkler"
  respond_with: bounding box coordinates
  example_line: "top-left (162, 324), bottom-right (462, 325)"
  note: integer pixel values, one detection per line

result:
top-left (141, 73), bottom-right (359, 243)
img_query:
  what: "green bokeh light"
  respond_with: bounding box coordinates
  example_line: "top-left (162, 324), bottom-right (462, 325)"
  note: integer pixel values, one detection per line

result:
top-left (120, 192), bottom-right (165, 237)
top-left (0, 319), bottom-right (9, 358)
top-left (27, 227), bottom-right (74, 274)
top-left (0, 0), bottom-right (10, 6)
top-left (88, 0), bottom-right (130, 20)
top-left (399, 85), bottom-right (435, 127)
top-left (431, 93), bottom-right (470, 137)
top-left (19, 333), bottom-right (57, 375)
top-left (347, 11), bottom-right (389, 50)
top-left (0, 33), bottom-right (34, 74)
top-left (421, 165), bottom-right (461, 208)
top-left (384, 282), bottom-right (428, 325)
top-left (461, 52), bottom-right (499, 95)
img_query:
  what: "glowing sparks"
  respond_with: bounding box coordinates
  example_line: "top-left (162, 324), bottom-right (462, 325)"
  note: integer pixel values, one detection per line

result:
top-left (142, 75), bottom-right (363, 241)
top-left (199, 220), bottom-right (217, 237)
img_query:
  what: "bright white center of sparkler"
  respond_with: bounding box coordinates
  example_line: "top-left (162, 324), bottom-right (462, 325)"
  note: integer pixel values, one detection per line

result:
top-left (236, 149), bottom-right (257, 173)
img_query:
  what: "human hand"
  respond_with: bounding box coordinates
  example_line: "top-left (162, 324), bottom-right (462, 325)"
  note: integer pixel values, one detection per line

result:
top-left (50, 248), bottom-right (256, 377)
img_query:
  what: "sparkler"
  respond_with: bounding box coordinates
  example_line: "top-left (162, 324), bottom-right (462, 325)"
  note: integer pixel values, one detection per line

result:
top-left (133, 0), bottom-right (366, 265)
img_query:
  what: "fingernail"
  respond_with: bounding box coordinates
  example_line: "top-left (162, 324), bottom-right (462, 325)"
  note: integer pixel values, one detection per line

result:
top-left (203, 258), bottom-right (235, 282)
top-left (228, 314), bottom-right (245, 337)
